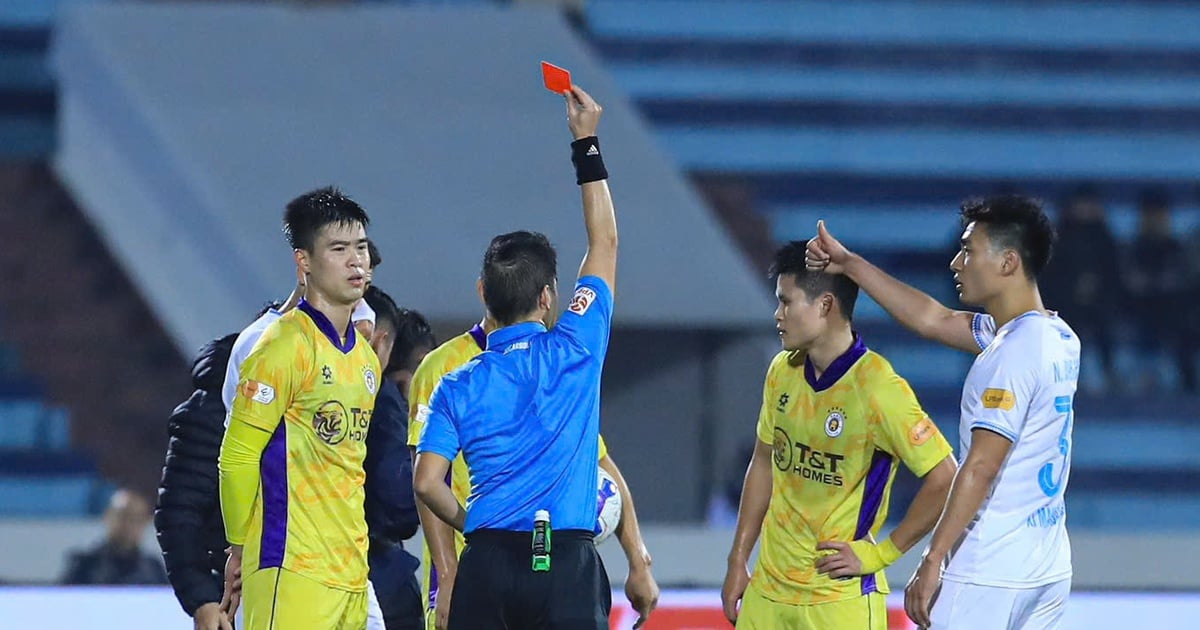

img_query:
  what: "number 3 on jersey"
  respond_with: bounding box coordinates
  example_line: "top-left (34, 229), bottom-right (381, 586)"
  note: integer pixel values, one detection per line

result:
top-left (1038, 395), bottom-right (1073, 497)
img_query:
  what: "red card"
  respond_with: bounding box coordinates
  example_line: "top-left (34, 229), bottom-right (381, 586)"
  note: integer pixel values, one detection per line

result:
top-left (541, 61), bottom-right (571, 94)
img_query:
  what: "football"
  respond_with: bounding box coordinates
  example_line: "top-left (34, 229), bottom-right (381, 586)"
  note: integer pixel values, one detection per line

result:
top-left (595, 466), bottom-right (623, 544)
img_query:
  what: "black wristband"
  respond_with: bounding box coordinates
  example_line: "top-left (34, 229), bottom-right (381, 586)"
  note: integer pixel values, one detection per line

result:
top-left (571, 136), bottom-right (608, 185)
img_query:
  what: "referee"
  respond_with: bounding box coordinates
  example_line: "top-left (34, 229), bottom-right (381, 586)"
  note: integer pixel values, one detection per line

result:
top-left (414, 84), bottom-right (628, 630)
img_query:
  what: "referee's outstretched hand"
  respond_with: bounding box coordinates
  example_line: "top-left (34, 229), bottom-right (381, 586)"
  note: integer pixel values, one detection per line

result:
top-left (565, 85), bottom-right (602, 140)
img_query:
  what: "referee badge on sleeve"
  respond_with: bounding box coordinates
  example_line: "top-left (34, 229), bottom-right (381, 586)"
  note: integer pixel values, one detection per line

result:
top-left (568, 286), bottom-right (597, 315)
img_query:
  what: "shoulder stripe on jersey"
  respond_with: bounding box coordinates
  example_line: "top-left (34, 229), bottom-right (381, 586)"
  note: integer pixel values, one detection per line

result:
top-left (969, 420), bottom-right (1018, 442)
top-left (856, 449), bottom-right (893, 595)
top-left (972, 313), bottom-right (987, 350)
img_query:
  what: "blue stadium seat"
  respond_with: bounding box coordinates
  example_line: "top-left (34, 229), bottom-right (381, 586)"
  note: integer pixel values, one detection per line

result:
top-left (769, 204), bottom-right (1200, 249)
top-left (0, 476), bottom-right (95, 516)
top-left (1067, 494), bottom-right (1200, 531)
top-left (609, 64), bottom-right (1200, 110)
top-left (654, 127), bottom-right (1200, 180)
top-left (0, 401), bottom-right (41, 448)
top-left (588, 1), bottom-right (1200, 52)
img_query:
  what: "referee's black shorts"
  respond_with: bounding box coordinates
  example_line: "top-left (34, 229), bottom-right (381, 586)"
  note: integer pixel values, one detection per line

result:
top-left (448, 528), bottom-right (611, 630)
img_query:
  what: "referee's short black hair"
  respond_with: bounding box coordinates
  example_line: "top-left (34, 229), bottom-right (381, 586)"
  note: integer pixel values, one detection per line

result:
top-left (282, 186), bottom-right (369, 252)
top-left (481, 231), bottom-right (558, 326)
top-left (769, 241), bottom-right (859, 320)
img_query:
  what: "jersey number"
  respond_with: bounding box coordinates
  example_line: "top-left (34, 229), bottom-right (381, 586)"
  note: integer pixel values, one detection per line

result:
top-left (1037, 395), bottom-right (1073, 497)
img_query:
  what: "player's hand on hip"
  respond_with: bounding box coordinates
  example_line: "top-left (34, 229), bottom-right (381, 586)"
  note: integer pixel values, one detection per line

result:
top-left (219, 546), bottom-right (243, 619)
top-left (805, 220), bottom-right (850, 274)
top-left (193, 602), bottom-right (232, 630)
top-left (565, 85), bottom-right (603, 140)
top-left (905, 554), bottom-right (942, 628)
top-left (814, 540), bottom-right (865, 578)
top-left (720, 562), bottom-right (750, 625)
top-left (625, 564), bottom-right (660, 629)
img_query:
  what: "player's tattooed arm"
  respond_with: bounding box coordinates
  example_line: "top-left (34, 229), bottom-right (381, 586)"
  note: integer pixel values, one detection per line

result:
top-left (806, 221), bottom-right (983, 354)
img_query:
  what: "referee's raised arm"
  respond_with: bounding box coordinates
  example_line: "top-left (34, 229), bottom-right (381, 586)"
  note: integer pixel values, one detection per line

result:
top-left (565, 85), bottom-right (617, 294)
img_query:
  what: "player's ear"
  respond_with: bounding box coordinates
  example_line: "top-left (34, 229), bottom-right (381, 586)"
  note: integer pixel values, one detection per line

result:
top-left (1000, 248), bottom-right (1021, 277)
top-left (821, 293), bottom-right (834, 318)
top-left (294, 249), bottom-right (310, 275)
top-left (476, 277), bottom-right (486, 304)
top-left (539, 284), bottom-right (554, 311)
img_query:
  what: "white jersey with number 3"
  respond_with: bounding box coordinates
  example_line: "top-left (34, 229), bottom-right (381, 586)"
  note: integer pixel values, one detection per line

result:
top-left (944, 311), bottom-right (1079, 588)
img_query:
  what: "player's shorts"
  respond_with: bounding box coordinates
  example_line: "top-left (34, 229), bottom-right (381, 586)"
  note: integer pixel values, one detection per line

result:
top-left (736, 582), bottom-right (886, 630)
top-left (930, 577), bottom-right (1070, 630)
top-left (242, 566), bottom-right (369, 630)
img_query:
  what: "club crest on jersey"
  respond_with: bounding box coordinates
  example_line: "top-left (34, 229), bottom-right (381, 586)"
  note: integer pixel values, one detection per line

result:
top-left (824, 408), bottom-right (845, 438)
top-left (568, 286), bottom-right (597, 315)
top-left (363, 367), bottom-right (377, 395)
top-left (241, 380), bottom-right (275, 405)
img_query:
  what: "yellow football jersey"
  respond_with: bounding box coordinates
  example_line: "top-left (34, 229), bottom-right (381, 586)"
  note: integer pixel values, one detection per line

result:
top-left (407, 324), bottom-right (609, 618)
top-left (752, 337), bottom-right (952, 605)
top-left (230, 302), bottom-right (381, 592)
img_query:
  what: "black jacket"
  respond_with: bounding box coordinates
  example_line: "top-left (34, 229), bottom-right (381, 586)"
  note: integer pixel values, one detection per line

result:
top-left (365, 378), bottom-right (423, 626)
top-left (154, 333), bottom-right (236, 616)
top-left (364, 379), bottom-right (420, 543)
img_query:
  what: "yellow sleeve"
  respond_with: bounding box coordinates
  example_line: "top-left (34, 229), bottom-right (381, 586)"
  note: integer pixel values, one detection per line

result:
top-left (755, 352), bottom-right (787, 444)
top-left (407, 354), bottom-right (441, 447)
top-left (219, 420), bottom-right (273, 545)
top-left (597, 434), bottom-right (608, 460)
top-left (218, 323), bottom-right (305, 544)
top-left (869, 370), bottom-right (953, 477)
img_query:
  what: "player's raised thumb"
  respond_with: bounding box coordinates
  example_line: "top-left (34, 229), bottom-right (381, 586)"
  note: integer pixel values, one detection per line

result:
top-left (817, 219), bottom-right (832, 241)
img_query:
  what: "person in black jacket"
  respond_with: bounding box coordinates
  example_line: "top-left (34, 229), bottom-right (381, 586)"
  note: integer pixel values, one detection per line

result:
top-left (362, 286), bottom-right (427, 630)
top-left (155, 331), bottom-right (238, 630)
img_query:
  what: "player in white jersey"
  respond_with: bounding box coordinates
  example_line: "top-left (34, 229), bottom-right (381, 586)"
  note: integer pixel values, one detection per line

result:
top-left (805, 195), bottom-right (1076, 630)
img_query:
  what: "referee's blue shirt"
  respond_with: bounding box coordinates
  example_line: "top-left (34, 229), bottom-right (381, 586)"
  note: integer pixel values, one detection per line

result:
top-left (417, 276), bottom-right (613, 534)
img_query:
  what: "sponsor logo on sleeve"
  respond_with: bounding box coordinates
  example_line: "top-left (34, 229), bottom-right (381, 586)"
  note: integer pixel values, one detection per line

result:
top-left (241, 380), bottom-right (276, 405)
top-left (981, 388), bottom-right (1015, 410)
top-left (416, 404), bottom-right (432, 425)
top-left (909, 416), bottom-right (936, 446)
top-left (568, 287), bottom-right (597, 315)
